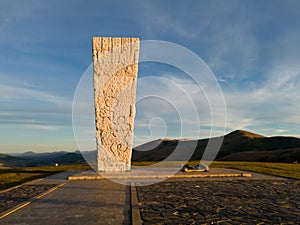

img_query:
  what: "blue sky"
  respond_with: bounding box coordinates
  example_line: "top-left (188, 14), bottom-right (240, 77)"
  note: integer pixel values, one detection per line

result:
top-left (1, 0), bottom-right (300, 153)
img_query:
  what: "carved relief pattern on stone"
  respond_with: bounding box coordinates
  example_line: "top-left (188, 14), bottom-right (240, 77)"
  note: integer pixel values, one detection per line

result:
top-left (93, 37), bottom-right (139, 171)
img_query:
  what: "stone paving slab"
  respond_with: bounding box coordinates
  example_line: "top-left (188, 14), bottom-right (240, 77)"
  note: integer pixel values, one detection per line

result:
top-left (136, 179), bottom-right (300, 224)
top-left (0, 183), bottom-right (60, 218)
top-left (0, 171), bottom-right (78, 219)
top-left (0, 179), bottom-right (130, 225)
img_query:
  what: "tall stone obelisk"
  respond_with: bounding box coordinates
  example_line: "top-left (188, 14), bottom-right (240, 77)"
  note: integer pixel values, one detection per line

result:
top-left (93, 37), bottom-right (139, 171)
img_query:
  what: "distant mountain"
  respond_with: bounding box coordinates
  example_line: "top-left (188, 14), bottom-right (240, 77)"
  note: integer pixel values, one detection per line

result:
top-left (19, 151), bottom-right (36, 157)
top-left (0, 154), bottom-right (34, 168)
top-left (5, 151), bottom-right (88, 167)
top-left (2, 130), bottom-right (299, 167)
top-left (217, 130), bottom-right (300, 161)
top-left (18, 151), bottom-right (68, 159)
top-left (132, 138), bottom-right (198, 162)
top-left (132, 130), bottom-right (300, 163)
top-left (218, 148), bottom-right (300, 162)
top-left (48, 152), bottom-right (86, 165)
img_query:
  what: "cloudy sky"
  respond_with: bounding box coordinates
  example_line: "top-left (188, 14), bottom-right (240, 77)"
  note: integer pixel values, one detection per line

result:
top-left (1, 0), bottom-right (300, 153)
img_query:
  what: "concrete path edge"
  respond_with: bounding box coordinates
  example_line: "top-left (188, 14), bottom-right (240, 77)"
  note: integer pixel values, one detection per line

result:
top-left (131, 183), bottom-right (142, 225)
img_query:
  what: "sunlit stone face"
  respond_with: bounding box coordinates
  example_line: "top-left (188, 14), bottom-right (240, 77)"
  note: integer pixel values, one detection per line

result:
top-left (93, 37), bottom-right (139, 171)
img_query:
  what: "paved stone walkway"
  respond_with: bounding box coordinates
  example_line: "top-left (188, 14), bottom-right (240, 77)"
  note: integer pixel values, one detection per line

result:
top-left (0, 170), bottom-right (299, 224)
top-left (0, 183), bottom-right (58, 214)
top-left (137, 179), bottom-right (300, 224)
top-left (0, 172), bottom-right (131, 225)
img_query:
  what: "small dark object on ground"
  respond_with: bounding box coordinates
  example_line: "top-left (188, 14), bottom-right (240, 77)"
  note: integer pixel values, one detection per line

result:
top-left (181, 163), bottom-right (209, 172)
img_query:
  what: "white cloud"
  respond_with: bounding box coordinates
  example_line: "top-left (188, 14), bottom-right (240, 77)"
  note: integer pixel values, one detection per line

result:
top-left (275, 129), bottom-right (289, 133)
top-left (0, 83), bottom-right (72, 133)
top-left (0, 84), bottom-right (71, 106)
top-left (223, 62), bottom-right (300, 133)
top-left (134, 74), bottom-right (227, 140)
top-left (135, 1), bottom-right (204, 39)
top-left (22, 124), bottom-right (60, 131)
top-left (135, 64), bottom-right (300, 139)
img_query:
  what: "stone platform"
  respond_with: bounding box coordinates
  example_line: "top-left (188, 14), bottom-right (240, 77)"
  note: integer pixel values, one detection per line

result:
top-left (0, 169), bottom-right (293, 224)
top-left (68, 168), bottom-right (252, 181)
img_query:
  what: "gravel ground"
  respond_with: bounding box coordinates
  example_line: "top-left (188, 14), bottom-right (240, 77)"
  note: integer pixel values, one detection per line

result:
top-left (0, 184), bottom-right (59, 214)
top-left (137, 179), bottom-right (300, 225)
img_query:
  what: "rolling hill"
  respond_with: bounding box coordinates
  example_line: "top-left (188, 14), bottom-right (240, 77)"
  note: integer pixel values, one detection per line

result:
top-left (0, 154), bottom-right (34, 168)
top-left (3, 151), bottom-right (87, 168)
top-left (2, 130), bottom-right (299, 167)
top-left (19, 151), bottom-right (86, 165)
top-left (132, 130), bottom-right (300, 163)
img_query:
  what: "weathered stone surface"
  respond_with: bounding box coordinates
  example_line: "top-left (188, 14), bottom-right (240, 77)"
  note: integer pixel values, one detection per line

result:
top-left (93, 37), bottom-right (139, 171)
top-left (137, 180), bottom-right (300, 224)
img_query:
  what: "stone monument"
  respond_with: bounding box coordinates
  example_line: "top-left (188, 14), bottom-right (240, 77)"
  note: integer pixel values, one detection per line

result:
top-left (93, 37), bottom-right (139, 171)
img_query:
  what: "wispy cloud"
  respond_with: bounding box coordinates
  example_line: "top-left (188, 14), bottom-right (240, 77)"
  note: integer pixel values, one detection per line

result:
top-left (0, 82), bottom-right (73, 138)
top-left (134, 73), bottom-right (226, 141)
top-left (0, 84), bottom-right (70, 105)
top-left (135, 1), bottom-right (205, 39)
top-left (135, 66), bottom-right (300, 138)
top-left (1, 0), bottom-right (300, 152)
top-left (224, 60), bottom-right (300, 135)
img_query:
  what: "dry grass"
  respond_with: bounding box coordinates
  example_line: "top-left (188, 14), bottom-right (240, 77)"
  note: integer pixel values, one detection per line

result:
top-left (210, 161), bottom-right (300, 179)
top-left (132, 161), bottom-right (300, 179)
top-left (1, 161), bottom-right (298, 191)
top-left (0, 172), bottom-right (49, 190)
top-left (0, 164), bottom-right (91, 190)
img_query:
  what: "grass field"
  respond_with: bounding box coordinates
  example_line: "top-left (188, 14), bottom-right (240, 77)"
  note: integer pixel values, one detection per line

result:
top-left (132, 161), bottom-right (300, 180)
top-left (0, 162), bottom-right (299, 191)
top-left (0, 164), bottom-right (91, 191)
top-left (210, 161), bottom-right (300, 180)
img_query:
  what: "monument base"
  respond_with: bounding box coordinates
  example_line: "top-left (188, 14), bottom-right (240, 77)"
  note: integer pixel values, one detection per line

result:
top-left (98, 161), bottom-right (131, 172)
top-left (68, 168), bottom-right (253, 180)
top-left (97, 149), bottom-right (131, 172)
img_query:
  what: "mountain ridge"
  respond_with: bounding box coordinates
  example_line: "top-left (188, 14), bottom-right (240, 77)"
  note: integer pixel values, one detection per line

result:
top-left (1, 130), bottom-right (299, 167)
top-left (132, 130), bottom-right (300, 163)
top-left (1, 151), bottom-right (86, 168)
